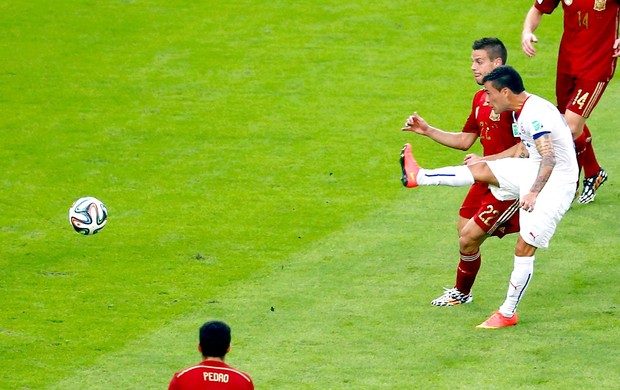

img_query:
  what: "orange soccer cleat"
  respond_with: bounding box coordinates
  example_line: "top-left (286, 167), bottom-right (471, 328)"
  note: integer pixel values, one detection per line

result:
top-left (400, 143), bottom-right (421, 188)
top-left (476, 311), bottom-right (518, 329)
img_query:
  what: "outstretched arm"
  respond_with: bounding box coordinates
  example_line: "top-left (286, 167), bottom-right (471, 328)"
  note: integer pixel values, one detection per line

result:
top-left (464, 142), bottom-right (526, 165)
top-left (522, 6), bottom-right (544, 57)
top-left (402, 112), bottom-right (477, 151)
top-left (521, 134), bottom-right (555, 212)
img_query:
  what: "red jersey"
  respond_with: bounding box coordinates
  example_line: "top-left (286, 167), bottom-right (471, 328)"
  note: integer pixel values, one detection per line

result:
top-left (462, 89), bottom-right (520, 156)
top-left (459, 89), bottom-right (521, 236)
top-left (535, 0), bottom-right (620, 81)
top-left (169, 360), bottom-right (254, 390)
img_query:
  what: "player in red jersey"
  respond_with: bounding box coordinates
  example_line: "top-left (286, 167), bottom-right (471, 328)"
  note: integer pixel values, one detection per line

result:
top-left (169, 321), bottom-right (254, 390)
top-left (522, 0), bottom-right (620, 203)
top-left (402, 38), bottom-right (521, 307)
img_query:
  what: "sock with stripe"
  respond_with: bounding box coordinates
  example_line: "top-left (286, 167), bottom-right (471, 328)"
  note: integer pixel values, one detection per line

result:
top-left (498, 255), bottom-right (534, 318)
top-left (417, 165), bottom-right (475, 187)
top-left (454, 250), bottom-right (481, 295)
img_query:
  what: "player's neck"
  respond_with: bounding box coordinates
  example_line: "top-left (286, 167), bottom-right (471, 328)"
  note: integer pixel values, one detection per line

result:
top-left (511, 91), bottom-right (530, 113)
top-left (202, 356), bottom-right (225, 363)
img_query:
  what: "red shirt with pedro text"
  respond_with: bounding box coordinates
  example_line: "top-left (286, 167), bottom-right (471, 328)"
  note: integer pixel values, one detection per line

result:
top-left (169, 360), bottom-right (254, 390)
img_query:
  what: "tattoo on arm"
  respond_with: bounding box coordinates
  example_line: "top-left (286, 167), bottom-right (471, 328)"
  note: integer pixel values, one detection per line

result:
top-left (531, 134), bottom-right (555, 193)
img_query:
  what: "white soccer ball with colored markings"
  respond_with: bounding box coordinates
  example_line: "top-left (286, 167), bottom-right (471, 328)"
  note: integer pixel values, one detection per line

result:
top-left (69, 196), bottom-right (108, 235)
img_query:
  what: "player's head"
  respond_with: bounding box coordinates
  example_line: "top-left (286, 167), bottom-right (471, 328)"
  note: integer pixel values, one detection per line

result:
top-left (198, 321), bottom-right (232, 359)
top-left (471, 37), bottom-right (507, 85)
top-left (482, 66), bottom-right (526, 113)
top-left (483, 65), bottom-right (525, 94)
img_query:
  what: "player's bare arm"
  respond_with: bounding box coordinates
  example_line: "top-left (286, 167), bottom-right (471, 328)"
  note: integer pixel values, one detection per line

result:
top-left (522, 6), bottom-right (543, 57)
top-left (515, 142), bottom-right (529, 158)
top-left (521, 134), bottom-right (556, 212)
top-left (465, 142), bottom-right (526, 165)
top-left (402, 113), bottom-right (477, 150)
top-left (613, 38), bottom-right (620, 58)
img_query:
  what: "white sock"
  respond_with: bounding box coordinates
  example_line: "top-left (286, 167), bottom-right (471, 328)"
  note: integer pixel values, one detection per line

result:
top-left (417, 165), bottom-right (475, 187)
top-left (499, 255), bottom-right (534, 317)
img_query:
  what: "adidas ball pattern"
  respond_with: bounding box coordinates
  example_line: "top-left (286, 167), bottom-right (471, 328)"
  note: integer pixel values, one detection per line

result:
top-left (69, 196), bottom-right (108, 235)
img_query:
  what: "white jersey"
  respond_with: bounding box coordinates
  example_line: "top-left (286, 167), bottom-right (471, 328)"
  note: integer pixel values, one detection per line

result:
top-left (487, 93), bottom-right (578, 248)
top-left (513, 94), bottom-right (578, 181)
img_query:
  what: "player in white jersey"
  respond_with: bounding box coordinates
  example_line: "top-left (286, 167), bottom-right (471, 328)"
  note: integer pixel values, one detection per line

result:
top-left (486, 92), bottom-right (578, 249)
top-left (400, 65), bottom-right (578, 328)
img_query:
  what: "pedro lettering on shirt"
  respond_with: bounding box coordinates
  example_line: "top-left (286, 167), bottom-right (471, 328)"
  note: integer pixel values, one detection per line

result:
top-left (203, 372), bottom-right (229, 383)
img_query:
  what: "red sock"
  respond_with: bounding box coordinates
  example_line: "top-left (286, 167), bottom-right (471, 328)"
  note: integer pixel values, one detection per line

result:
top-left (574, 131), bottom-right (587, 176)
top-left (577, 125), bottom-right (601, 178)
top-left (455, 251), bottom-right (481, 295)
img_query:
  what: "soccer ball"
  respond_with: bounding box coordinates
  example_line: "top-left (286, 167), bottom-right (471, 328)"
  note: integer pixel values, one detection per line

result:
top-left (69, 196), bottom-right (108, 235)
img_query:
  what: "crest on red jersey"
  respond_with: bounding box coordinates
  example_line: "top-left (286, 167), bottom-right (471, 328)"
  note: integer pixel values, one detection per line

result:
top-left (564, 0), bottom-right (573, 5)
top-left (594, 0), bottom-right (606, 11)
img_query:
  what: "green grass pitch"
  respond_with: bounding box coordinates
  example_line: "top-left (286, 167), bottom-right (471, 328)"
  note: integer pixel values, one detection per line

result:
top-left (1, 0), bottom-right (619, 388)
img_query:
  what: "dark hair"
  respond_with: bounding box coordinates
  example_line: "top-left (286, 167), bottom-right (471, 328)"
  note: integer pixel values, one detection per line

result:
top-left (482, 65), bottom-right (525, 94)
top-left (199, 321), bottom-right (231, 358)
top-left (472, 37), bottom-right (507, 65)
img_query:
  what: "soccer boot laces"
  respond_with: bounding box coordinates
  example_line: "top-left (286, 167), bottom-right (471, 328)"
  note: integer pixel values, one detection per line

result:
top-left (431, 287), bottom-right (473, 307)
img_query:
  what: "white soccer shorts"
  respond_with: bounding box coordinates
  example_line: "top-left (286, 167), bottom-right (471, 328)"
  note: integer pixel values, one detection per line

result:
top-left (486, 158), bottom-right (576, 248)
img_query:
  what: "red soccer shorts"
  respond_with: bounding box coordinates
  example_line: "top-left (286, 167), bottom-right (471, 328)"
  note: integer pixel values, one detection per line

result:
top-left (556, 74), bottom-right (609, 118)
top-left (459, 182), bottom-right (520, 238)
